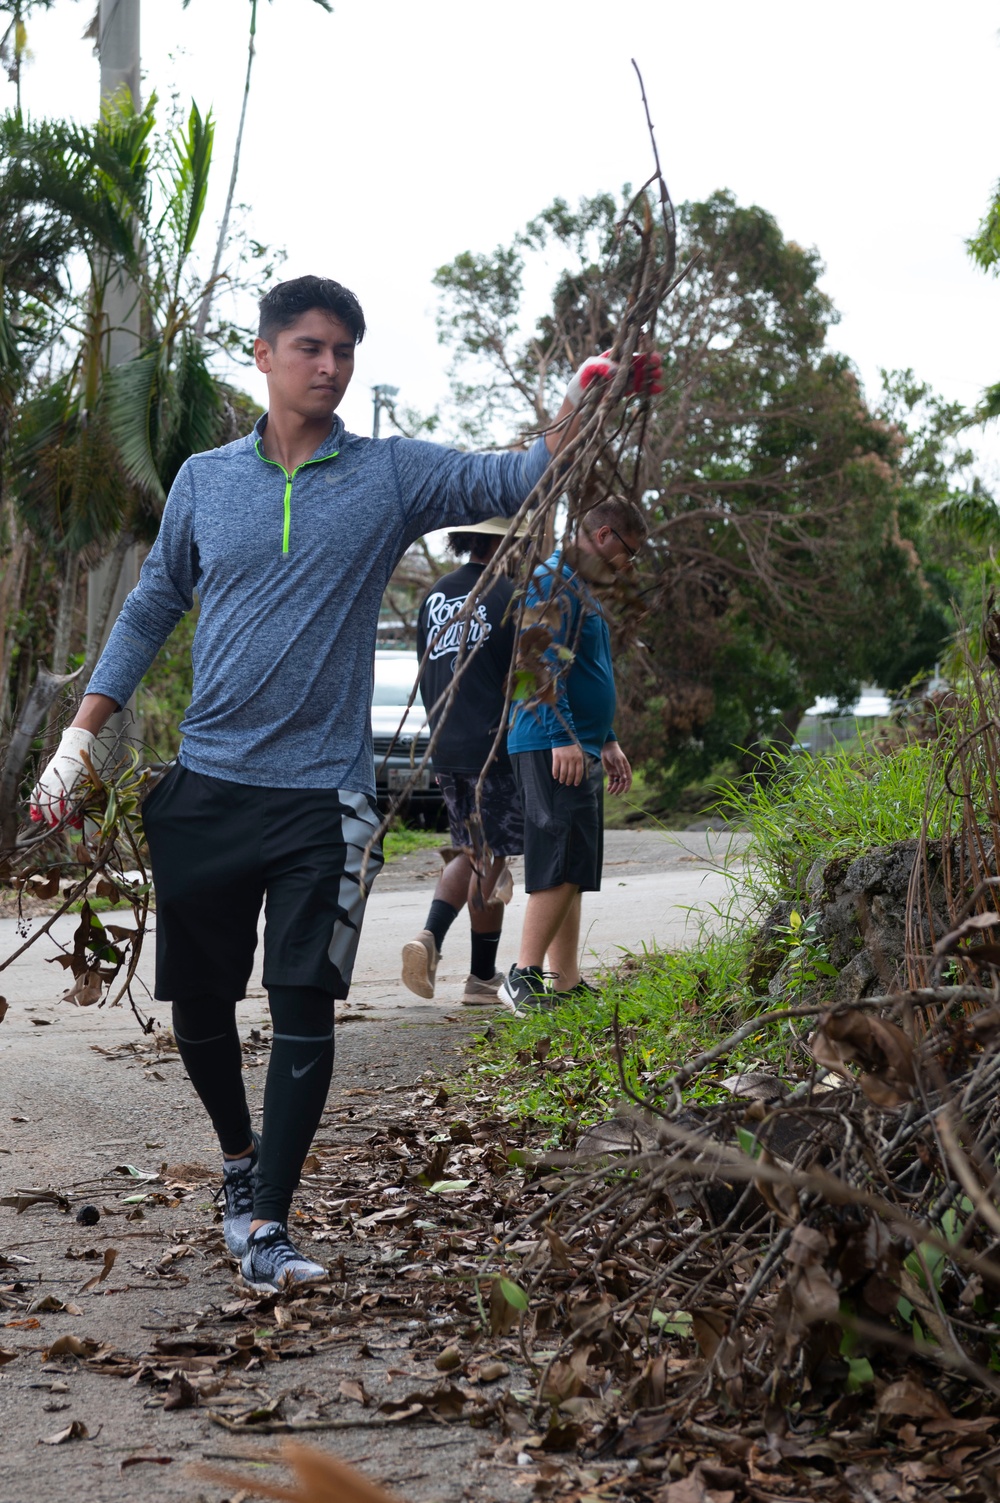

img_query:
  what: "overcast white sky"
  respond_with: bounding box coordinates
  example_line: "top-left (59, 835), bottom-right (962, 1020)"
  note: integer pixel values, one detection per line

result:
top-left (7, 0), bottom-right (1000, 476)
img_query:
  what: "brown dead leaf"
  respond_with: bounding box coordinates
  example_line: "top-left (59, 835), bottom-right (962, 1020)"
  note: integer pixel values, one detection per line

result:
top-left (488, 1277), bottom-right (519, 1336)
top-left (691, 1309), bottom-right (728, 1362)
top-left (378, 1381), bottom-right (467, 1421)
top-left (656, 1461), bottom-right (736, 1503)
top-left (62, 969), bottom-right (103, 1007)
top-left (163, 1371), bottom-right (197, 1411)
top-left (0, 1188), bottom-right (69, 1214)
top-left (754, 1146), bottom-right (799, 1225)
top-left (0, 1346), bottom-right (20, 1365)
top-left (78, 1247), bottom-right (117, 1293)
top-left (194, 1438), bottom-right (402, 1502)
top-left (810, 1008), bottom-right (915, 1106)
top-left (0, 997), bottom-right (7, 1023)
top-left (120, 1455), bottom-right (173, 1472)
top-left (785, 1223), bottom-right (829, 1267)
top-left (38, 1419), bottom-right (92, 1445)
top-left (544, 1225), bottom-right (572, 1269)
top-left (791, 1263), bottom-right (840, 1326)
top-left (44, 1334), bottom-right (99, 1360)
top-left (338, 1378), bottom-right (369, 1405)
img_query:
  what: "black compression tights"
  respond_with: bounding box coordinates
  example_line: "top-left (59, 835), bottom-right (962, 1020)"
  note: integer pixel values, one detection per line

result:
top-left (171, 984), bottom-right (335, 1226)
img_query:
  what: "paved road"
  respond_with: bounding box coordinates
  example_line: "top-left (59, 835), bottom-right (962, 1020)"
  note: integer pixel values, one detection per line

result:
top-left (0, 827), bottom-right (749, 1502)
top-left (0, 827), bottom-right (748, 1027)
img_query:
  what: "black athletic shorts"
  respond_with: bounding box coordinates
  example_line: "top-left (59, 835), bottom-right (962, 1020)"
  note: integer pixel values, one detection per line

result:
top-left (436, 768), bottom-right (524, 858)
top-left (511, 749), bottom-right (604, 893)
top-left (141, 765), bottom-right (384, 1003)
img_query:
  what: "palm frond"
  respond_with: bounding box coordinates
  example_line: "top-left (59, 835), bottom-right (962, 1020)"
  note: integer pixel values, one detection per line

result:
top-left (104, 350), bottom-right (165, 502)
top-left (164, 102), bottom-right (214, 268)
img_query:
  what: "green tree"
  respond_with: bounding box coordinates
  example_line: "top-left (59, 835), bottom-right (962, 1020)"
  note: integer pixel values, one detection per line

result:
top-left (0, 91), bottom-right (251, 846)
top-left (431, 189), bottom-right (977, 798)
top-left (968, 179), bottom-right (1000, 422)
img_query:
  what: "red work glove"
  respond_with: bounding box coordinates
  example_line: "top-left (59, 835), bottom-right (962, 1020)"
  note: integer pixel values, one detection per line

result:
top-left (565, 349), bottom-right (663, 409)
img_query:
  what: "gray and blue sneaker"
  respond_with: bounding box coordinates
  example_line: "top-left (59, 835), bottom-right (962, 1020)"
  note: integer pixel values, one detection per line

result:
top-left (218, 1132), bottom-right (259, 1257)
top-left (240, 1221), bottom-right (327, 1294)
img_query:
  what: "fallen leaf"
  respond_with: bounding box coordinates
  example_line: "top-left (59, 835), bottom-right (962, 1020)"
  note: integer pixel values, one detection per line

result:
top-left (78, 1247), bottom-right (117, 1293)
top-left (44, 1334), bottom-right (99, 1360)
top-left (38, 1419), bottom-right (92, 1445)
top-left (339, 1378), bottom-right (369, 1406)
top-left (877, 1378), bottom-right (951, 1423)
top-left (163, 1371), bottom-right (197, 1411)
top-left (119, 1455), bottom-right (173, 1471)
top-left (194, 1438), bottom-right (401, 1502)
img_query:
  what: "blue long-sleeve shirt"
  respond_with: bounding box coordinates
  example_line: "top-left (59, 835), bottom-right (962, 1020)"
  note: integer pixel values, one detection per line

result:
top-left (506, 550), bottom-right (618, 759)
top-left (89, 414), bottom-right (550, 794)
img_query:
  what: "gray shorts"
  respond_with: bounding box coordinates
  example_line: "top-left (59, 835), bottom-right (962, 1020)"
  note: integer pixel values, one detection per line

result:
top-left (511, 749), bottom-right (603, 893)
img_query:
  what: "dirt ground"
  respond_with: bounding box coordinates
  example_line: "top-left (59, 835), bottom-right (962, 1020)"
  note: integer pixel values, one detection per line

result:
top-left (0, 830), bottom-right (742, 1503)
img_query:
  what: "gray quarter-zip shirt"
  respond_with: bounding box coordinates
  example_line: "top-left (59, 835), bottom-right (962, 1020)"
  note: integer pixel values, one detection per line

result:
top-left (89, 414), bottom-right (550, 794)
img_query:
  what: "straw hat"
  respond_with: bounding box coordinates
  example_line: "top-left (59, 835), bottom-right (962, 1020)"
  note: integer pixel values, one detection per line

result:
top-left (447, 516), bottom-right (530, 537)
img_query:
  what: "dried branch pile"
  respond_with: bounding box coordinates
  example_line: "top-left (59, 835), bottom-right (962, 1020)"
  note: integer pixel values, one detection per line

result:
top-left (0, 740), bottom-right (156, 1029)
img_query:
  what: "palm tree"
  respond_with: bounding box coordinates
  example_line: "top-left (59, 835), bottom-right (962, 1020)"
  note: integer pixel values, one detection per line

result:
top-left (0, 91), bottom-right (228, 849)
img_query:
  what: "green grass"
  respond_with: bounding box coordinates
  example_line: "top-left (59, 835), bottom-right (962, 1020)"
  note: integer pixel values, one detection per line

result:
top-left (715, 739), bottom-right (954, 905)
top-left (382, 826), bottom-right (444, 862)
top-left (470, 934), bottom-right (785, 1142)
top-left (471, 735), bottom-right (959, 1134)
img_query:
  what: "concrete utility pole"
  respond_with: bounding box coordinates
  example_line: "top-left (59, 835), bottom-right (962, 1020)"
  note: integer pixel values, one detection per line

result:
top-left (371, 384), bottom-right (399, 440)
top-left (88, 0), bottom-right (142, 756)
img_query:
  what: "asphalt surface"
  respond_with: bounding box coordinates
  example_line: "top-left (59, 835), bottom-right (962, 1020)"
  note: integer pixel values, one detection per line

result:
top-left (0, 827), bottom-right (747, 1502)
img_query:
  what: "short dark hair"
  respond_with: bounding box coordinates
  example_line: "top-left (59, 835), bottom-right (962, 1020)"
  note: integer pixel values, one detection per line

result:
top-left (447, 532), bottom-right (494, 561)
top-left (258, 275), bottom-right (366, 345)
top-left (586, 496), bottom-right (649, 545)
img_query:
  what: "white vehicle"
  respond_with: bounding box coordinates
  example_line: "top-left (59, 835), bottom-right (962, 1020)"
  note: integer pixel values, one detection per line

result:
top-left (370, 649), bottom-right (439, 815)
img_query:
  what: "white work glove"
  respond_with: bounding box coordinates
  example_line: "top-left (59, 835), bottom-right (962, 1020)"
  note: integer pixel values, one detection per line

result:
top-left (565, 348), bottom-right (664, 409)
top-left (29, 727), bottom-right (97, 828)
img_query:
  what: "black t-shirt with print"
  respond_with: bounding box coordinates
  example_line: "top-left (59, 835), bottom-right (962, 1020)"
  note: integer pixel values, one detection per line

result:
top-left (416, 562), bottom-right (516, 775)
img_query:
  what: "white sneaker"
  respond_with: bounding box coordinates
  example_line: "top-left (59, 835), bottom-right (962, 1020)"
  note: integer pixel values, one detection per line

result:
top-left (401, 929), bottom-right (439, 998)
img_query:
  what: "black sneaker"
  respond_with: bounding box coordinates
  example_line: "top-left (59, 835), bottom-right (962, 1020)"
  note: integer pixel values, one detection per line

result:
top-left (240, 1221), bottom-right (327, 1294)
top-left (498, 964), bottom-right (552, 1018)
top-left (553, 979), bottom-right (599, 1002)
top-left (217, 1132), bottom-right (260, 1257)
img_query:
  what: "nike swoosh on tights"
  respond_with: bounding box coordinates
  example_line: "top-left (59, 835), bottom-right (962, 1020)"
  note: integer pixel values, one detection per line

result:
top-left (291, 1057), bottom-right (321, 1079)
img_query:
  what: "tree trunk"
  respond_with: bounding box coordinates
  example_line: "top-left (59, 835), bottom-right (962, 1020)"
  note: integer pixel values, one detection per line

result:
top-left (0, 518), bottom-right (29, 733)
top-left (49, 553), bottom-right (80, 677)
top-left (194, 0), bottom-right (256, 337)
top-left (0, 533), bottom-right (133, 858)
top-left (0, 664), bottom-right (83, 858)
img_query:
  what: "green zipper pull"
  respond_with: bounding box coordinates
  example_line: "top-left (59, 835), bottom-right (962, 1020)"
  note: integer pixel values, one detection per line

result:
top-left (282, 476), bottom-right (293, 554)
top-left (255, 437), bottom-right (339, 556)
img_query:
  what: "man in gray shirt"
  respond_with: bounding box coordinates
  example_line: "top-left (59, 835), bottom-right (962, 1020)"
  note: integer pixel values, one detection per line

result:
top-left (30, 276), bottom-right (645, 1291)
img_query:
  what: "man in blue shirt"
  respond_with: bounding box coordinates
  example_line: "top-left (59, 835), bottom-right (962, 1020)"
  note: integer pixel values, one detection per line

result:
top-left (500, 497), bottom-right (648, 1015)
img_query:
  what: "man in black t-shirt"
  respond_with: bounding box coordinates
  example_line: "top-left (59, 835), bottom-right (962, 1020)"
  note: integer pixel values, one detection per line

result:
top-left (401, 519), bottom-right (525, 1005)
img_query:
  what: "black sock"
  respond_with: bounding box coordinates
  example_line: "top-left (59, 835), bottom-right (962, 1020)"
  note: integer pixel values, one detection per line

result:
top-left (171, 996), bottom-right (252, 1155)
top-left (470, 929), bottom-right (502, 981)
top-left (425, 898), bottom-right (459, 951)
top-left (255, 984), bottom-right (335, 1225)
